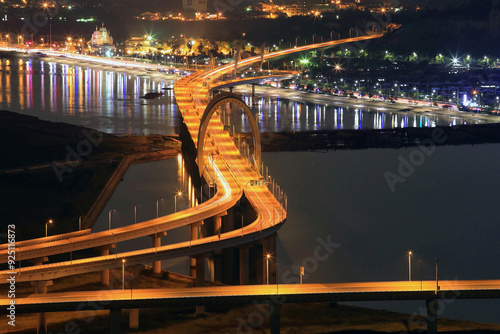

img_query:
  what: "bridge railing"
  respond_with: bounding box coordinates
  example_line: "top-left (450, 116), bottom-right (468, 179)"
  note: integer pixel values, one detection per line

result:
top-left (206, 95), bottom-right (287, 222)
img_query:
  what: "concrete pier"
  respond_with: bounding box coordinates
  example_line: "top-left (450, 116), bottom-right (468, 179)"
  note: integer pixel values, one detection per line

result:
top-left (129, 308), bottom-right (139, 329)
top-left (32, 280), bottom-right (53, 334)
top-left (110, 307), bottom-right (122, 334)
top-left (426, 299), bottom-right (438, 334)
top-left (239, 245), bottom-right (250, 285)
top-left (150, 232), bottom-right (166, 274)
top-left (98, 244), bottom-right (115, 286)
top-left (270, 303), bottom-right (282, 334)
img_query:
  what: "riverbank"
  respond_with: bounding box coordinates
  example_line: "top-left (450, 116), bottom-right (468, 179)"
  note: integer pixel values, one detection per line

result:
top-left (0, 110), bottom-right (180, 242)
top-left (0, 49), bottom-right (183, 81)
top-left (232, 85), bottom-right (500, 125)
top-left (240, 122), bottom-right (500, 152)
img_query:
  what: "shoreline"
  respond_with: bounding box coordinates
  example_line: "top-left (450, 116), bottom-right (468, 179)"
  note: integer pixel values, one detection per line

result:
top-left (0, 110), bottom-right (180, 239)
top-left (232, 85), bottom-right (500, 125)
top-left (0, 49), bottom-right (185, 81)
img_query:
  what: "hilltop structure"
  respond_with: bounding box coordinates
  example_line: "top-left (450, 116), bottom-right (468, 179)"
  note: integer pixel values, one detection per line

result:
top-left (90, 23), bottom-right (115, 57)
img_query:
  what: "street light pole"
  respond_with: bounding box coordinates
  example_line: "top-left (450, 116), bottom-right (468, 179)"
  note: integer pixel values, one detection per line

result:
top-left (276, 263), bottom-right (279, 295)
top-left (156, 198), bottom-right (163, 218)
top-left (122, 259), bottom-right (125, 290)
top-left (45, 219), bottom-right (53, 237)
top-left (266, 254), bottom-right (270, 285)
top-left (134, 203), bottom-right (141, 224)
top-left (174, 192), bottom-right (182, 213)
top-left (108, 209), bottom-right (115, 230)
top-left (419, 259), bottom-right (423, 291)
top-left (408, 251), bottom-right (412, 281)
top-left (435, 258), bottom-right (439, 293)
top-left (78, 216), bottom-right (82, 231)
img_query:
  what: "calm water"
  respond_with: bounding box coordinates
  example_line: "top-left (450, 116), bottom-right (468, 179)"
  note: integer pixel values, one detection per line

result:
top-left (265, 146), bottom-right (500, 324)
top-left (3, 58), bottom-right (499, 324)
top-left (0, 57), bottom-right (180, 135)
top-left (1, 57), bottom-right (490, 135)
top-left (94, 145), bottom-right (500, 324)
top-left (238, 93), bottom-right (483, 132)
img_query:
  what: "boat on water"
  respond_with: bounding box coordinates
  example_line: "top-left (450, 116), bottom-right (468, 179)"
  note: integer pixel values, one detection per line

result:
top-left (140, 92), bottom-right (164, 99)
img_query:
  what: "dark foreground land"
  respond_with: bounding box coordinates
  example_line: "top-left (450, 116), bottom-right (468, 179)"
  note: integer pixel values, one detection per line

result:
top-left (0, 110), bottom-right (180, 242)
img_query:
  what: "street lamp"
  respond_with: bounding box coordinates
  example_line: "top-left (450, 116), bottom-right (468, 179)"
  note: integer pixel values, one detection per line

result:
top-left (266, 253), bottom-right (271, 285)
top-left (435, 258), bottom-right (439, 293)
top-left (45, 219), bottom-right (53, 237)
top-left (108, 209), bottom-right (115, 230)
top-left (174, 192), bottom-right (182, 213)
top-left (419, 259), bottom-right (423, 291)
top-left (78, 216), bottom-right (82, 231)
top-left (121, 259), bottom-right (126, 290)
top-left (156, 198), bottom-right (163, 218)
top-left (408, 251), bottom-right (412, 281)
top-left (134, 203), bottom-right (141, 224)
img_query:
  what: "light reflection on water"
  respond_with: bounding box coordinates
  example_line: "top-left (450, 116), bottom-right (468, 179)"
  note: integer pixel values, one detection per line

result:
top-left (3, 57), bottom-right (499, 324)
top-left (90, 144), bottom-right (500, 325)
top-left (92, 154), bottom-right (201, 275)
top-left (1, 57), bottom-right (480, 137)
top-left (0, 57), bottom-right (180, 135)
top-left (264, 146), bottom-right (500, 325)
top-left (236, 94), bottom-right (475, 133)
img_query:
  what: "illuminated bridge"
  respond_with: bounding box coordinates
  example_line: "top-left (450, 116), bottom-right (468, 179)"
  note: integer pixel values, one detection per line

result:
top-left (10, 35), bottom-right (464, 334)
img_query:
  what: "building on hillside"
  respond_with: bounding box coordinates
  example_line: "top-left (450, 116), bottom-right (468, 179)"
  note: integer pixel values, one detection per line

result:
top-left (89, 23), bottom-right (115, 57)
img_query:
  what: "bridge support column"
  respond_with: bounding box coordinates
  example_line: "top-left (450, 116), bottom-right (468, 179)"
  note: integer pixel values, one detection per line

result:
top-left (189, 221), bottom-right (204, 277)
top-left (213, 250), bottom-right (222, 283)
top-left (32, 280), bottom-right (53, 334)
top-left (150, 232), bottom-right (166, 274)
top-left (110, 307), bottom-right (122, 334)
top-left (229, 86), bottom-right (234, 93)
top-left (214, 216), bottom-right (222, 238)
top-left (239, 245), bottom-right (250, 285)
top-left (98, 244), bottom-right (115, 287)
top-left (212, 212), bottom-right (226, 282)
top-left (195, 255), bottom-right (206, 287)
top-left (129, 308), bottom-right (139, 329)
top-left (426, 299), bottom-right (438, 334)
top-left (270, 303), bottom-right (282, 334)
top-left (207, 256), bottom-right (215, 282)
top-left (195, 254), bottom-right (206, 316)
top-left (251, 84), bottom-right (256, 103)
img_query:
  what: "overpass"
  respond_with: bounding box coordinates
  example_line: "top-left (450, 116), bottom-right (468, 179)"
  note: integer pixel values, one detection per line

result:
top-left (1, 35), bottom-right (388, 333)
top-left (2, 281), bottom-right (499, 333)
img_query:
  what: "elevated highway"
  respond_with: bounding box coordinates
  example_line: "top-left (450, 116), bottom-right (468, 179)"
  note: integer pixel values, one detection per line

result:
top-left (0, 35), bottom-right (384, 281)
top-left (1, 36), bottom-right (393, 333)
top-left (3, 280), bottom-right (500, 313)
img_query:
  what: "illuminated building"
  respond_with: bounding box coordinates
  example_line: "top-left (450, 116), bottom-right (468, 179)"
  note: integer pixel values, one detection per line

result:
top-left (90, 23), bottom-right (115, 57)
